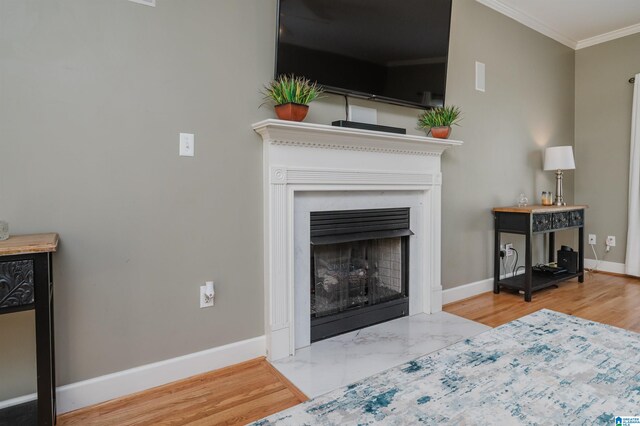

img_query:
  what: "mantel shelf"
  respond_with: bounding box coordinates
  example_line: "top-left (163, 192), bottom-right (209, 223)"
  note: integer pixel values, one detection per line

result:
top-left (252, 119), bottom-right (463, 157)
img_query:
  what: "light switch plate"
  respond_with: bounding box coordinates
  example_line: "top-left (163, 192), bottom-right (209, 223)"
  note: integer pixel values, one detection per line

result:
top-left (179, 133), bottom-right (194, 157)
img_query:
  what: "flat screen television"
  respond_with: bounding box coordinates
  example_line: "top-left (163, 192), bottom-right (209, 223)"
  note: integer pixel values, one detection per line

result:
top-left (276, 0), bottom-right (453, 109)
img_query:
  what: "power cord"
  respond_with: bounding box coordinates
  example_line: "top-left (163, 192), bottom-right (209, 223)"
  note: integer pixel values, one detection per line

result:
top-left (511, 248), bottom-right (519, 275)
top-left (586, 243), bottom-right (601, 275)
top-left (500, 247), bottom-right (524, 278)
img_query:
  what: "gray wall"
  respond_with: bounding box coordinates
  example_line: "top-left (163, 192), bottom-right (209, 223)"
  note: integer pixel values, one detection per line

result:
top-left (441, 0), bottom-right (575, 284)
top-left (575, 33), bottom-right (640, 264)
top-left (0, 0), bottom-right (574, 401)
top-left (0, 0), bottom-right (274, 401)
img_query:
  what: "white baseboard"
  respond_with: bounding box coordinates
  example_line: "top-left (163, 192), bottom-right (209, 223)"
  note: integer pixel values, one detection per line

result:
top-left (443, 259), bottom-right (629, 306)
top-left (442, 277), bottom-right (493, 305)
top-left (584, 259), bottom-right (626, 275)
top-left (0, 335), bottom-right (266, 414)
top-left (0, 393), bottom-right (38, 411)
top-left (442, 271), bottom-right (524, 305)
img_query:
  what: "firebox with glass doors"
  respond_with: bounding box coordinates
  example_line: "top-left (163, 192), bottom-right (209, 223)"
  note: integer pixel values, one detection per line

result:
top-left (309, 208), bottom-right (412, 342)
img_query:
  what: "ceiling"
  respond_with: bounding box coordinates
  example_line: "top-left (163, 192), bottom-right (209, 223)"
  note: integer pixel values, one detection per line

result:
top-left (476, 0), bottom-right (640, 49)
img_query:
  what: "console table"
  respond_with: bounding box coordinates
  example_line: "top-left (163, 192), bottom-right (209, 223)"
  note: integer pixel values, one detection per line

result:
top-left (493, 206), bottom-right (586, 302)
top-left (0, 234), bottom-right (59, 425)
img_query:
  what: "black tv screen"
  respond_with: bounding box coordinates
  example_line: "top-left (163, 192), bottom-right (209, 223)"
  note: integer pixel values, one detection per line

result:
top-left (276, 0), bottom-right (452, 109)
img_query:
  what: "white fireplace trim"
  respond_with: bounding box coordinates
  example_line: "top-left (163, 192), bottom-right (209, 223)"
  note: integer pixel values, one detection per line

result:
top-left (253, 119), bottom-right (462, 361)
top-left (271, 167), bottom-right (442, 186)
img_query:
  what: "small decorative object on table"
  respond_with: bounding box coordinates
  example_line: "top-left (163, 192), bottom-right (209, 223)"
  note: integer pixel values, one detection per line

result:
top-left (0, 220), bottom-right (8, 241)
top-left (517, 193), bottom-right (528, 207)
top-left (417, 105), bottom-right (462, 139)
top-left (541, 191), bottom-right (554, 206)
top-left (260, 74), bottom-right (324, 122)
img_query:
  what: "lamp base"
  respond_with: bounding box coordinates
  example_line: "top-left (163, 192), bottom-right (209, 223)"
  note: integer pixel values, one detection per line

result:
top-left (555, 169), bottom-right (565, 206)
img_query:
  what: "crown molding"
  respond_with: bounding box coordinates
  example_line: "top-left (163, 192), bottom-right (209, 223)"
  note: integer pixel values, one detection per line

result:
top-left (576, 22), bottom-right (640, 49)
top-left (476, 0), bottom-right (640, 51)
top-left (476, 0), bottom-right (577, 49)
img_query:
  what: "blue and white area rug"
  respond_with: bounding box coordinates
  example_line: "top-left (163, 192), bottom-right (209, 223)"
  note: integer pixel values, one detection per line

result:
top-left (254, 310), bottom-right (640, 425)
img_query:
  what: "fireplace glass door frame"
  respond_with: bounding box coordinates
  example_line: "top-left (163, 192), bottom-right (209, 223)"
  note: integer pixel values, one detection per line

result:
top-left (309, 208), bottom-right (411, 342)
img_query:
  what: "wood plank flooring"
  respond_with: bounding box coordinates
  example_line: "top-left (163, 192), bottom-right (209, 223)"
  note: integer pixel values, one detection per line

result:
top-left (444, 272), bottom-right (640, 332)
top-left (57, 272), bottom-right (639, 425)
top-left (57, 357), bottom-right (307, 426)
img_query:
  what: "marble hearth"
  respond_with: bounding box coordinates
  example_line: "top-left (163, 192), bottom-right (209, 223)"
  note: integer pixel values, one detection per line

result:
top-left (253, 119), bottom-right (463, 361)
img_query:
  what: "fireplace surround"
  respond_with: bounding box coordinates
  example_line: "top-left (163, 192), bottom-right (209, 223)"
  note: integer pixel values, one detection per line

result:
top-left (253, 119), bottom-right (462, 360)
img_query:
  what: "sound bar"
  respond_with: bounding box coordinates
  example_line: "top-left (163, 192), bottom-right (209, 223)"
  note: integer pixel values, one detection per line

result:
top-left (332, 120), bottom-right (406, 135)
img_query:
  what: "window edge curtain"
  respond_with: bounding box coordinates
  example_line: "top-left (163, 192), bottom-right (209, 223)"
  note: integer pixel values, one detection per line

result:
top-left (625, 73), bottom-right (640, 277)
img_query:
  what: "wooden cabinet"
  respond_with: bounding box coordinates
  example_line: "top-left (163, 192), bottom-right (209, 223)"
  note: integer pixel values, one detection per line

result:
top-left (493, 206), bottom-right (586, 302)
top-left (0, 234), bottom-right (59, 425)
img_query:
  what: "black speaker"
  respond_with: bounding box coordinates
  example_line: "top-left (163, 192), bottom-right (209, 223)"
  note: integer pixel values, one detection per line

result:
top-left (557, 249), bottom-right (578, 274)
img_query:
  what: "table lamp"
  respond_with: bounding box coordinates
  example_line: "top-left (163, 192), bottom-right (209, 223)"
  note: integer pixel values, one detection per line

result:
top-left (543, 146), bottom-right (575, 206)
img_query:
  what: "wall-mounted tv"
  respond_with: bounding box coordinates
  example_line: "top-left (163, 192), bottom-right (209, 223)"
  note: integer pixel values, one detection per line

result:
top-left (276, 0), bottom-right (453, 109)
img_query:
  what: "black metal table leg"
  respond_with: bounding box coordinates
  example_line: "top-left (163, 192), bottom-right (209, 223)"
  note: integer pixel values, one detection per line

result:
top-left (578, 226), bottom-right (585, 283)
top-left (524, 231), bottom-right (533, 302)
top-left (34, 253), bottom-right (55, 426)
top-left (549, 232), bottom-right (555, 263)
top-left (48, 253), bottom-right (57, 423)
top-left (494, 219), bottom-right (500, 294)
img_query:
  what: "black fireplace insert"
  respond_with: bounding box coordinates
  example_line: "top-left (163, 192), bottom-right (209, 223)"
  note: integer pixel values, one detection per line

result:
top-left (310, 208), bottom-right (412, 342)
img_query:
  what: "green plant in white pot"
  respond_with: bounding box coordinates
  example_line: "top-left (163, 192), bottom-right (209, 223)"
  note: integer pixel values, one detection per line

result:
top-left (261, 75), bottom-right (324, 122)
top-left (417, 105), bottom-right (462, 139)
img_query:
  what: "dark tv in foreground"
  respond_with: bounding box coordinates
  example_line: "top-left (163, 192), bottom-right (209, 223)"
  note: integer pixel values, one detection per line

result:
top-left (276, 0), bottom-right (452, 109)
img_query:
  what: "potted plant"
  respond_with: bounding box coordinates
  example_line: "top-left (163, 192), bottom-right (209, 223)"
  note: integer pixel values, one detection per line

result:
top-left (417, 105), bottom-right (462, 139)
top-left (261, 75), bottom-right (324, 122)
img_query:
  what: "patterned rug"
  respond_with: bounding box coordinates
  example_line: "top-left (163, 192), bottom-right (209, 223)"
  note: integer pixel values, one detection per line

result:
top-left (253, 310), bottom-right (640, 425)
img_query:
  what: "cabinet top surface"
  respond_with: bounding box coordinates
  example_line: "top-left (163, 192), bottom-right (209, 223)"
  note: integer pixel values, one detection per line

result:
top-left (493, 205), bottom-right (588, 214)
top-left (0, 233), bottom-right (59, 256)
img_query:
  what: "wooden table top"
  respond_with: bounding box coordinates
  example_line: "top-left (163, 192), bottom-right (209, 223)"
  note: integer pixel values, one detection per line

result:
top-left (493, 205), bottom-right (588, 214)
top-left (0, 233), bottom-right (59, 256)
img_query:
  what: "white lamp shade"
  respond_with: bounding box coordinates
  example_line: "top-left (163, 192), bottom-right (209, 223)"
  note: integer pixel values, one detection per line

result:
top-left (544, 146), bottom-right (575, 170)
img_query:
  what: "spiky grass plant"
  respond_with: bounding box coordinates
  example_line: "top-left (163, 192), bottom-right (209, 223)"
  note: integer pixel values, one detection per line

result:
top-left (261, 75), bottom-right (324, 106)
top-left (417, 105), bottom-right (462, 129)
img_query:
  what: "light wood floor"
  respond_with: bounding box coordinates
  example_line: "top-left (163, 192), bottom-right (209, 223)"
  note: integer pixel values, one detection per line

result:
top-left (57, 357), bottom-right (307, 426)
top-left (444, 272), bottom-right (640, 332)
top-left (57, 272), bottom-right (639, 425)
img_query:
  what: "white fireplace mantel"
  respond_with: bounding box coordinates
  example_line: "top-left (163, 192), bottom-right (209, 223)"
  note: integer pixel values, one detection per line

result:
top-left (253, 119), bottom-right (462, 157)
top-left (252, 119), bottom-right (463, 361)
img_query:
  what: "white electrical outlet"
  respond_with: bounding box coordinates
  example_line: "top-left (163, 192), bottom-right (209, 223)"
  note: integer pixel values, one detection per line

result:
top-left (200, 283), bottom-right (214, 308)
top-left (179, 133), bottom-right (195, 157)
top-left (588, 234), bottom-right (596, 245)
top-left (606, 236), bottom-right (616, 247)
top-left (505, 243), bottom-right (514, 257)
